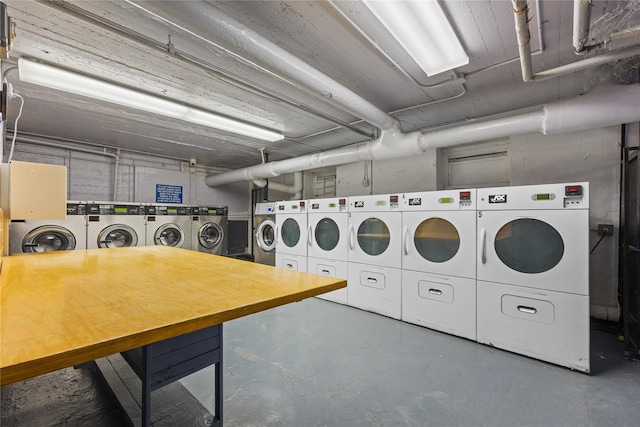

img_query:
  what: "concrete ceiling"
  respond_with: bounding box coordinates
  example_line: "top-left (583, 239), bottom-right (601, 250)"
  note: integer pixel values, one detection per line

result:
top-left (2, 0), bottom-right (640, 170)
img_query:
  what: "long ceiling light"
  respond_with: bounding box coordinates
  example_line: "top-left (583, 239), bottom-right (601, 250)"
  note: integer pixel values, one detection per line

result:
top-left (362, 0), bottom-right (469, 77)
top-left (17, 58), bottom-right (284, 142)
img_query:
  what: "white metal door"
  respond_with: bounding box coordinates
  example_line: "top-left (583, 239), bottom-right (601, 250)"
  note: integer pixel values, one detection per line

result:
top-left (255, 219), bottom-right (276, 252)
top-left (348, 211), bottom-right (401, 268)
top-left (477, 209), bottom-right (589, 295)
top-left (402, 210), bottom-right (476, 278)
top-left (308, 212), bottom-right (348, 260)
top-left (276, 213), bottom-right (308, 256)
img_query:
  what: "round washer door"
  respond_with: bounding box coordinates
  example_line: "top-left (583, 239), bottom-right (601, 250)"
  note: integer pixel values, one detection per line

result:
top-left (22, 225), bottom-right (76, 253)
top-left (256, 219), bottom-right (276, 252)
top-left (315, 217), bottom-right (340, 252)
top-left (357, 217), bottom-right (390, 256)
top-left (413, 217), bottom-right (460, 263)
top-left (494, 218), bottom-right (564, 274)
top-left (98, 224), bottom-right (138, 248)
top-left (198, 222), bottom-right (224, 249)
top-left (154, 224), bottom-right (185, 247)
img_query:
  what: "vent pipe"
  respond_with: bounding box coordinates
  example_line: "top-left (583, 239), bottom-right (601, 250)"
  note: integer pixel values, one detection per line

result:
top-left (206, 83), bottom-right (640, 187)
top-left (127, 0), bottom-right (395, 131)
top-left (253, 172), bottom-right (303, 200)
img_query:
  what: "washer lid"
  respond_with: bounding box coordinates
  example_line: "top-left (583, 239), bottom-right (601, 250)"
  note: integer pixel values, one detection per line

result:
top-left (256, 219), bottom-right (276, 252)
top-left (22, 225), bottom-right (76, 252)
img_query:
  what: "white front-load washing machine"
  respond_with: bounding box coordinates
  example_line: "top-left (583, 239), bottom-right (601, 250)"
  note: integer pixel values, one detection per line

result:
top-left (348, 194), bottom-right (402, 319)
top-left (401, 189), bottom-right (477, 340)
top-left (146, 204), bottom-right (192, 249)
top-left (307, 197), bottom-right (349, 305)
top-left (9, 201), bottom-right (87, 254)
top-left (192, 206), bottom-right (228, 255)
top-left (254, 202), bottom-right (276, 265)
top-left (86, 202), bottom-right (146, 249)
top-left (476, 182), bottom-right (590, 372)
top-left (275, 200), bottom-right (308, 272)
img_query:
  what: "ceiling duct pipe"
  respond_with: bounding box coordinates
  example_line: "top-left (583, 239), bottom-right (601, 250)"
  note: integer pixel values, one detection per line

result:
top-left (206, 83), bottom-right (640, 186)
top-left (127, 0), bottom-right (395, 131)
top-left (573, 0), bottom-right (592, 54)
top-left (512, 1), bottom-right (640, 82)
top-left (512, 0), bottom-right (534, 82)
top-left (253, 171), bottom-right (303, 200)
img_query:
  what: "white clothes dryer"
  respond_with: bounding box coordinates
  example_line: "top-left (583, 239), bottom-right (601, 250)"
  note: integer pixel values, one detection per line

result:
top-left (86, 203), bottom-right (146, 249)
top-left (192, 206), bottom-right (228, 255)
top-left (307, 197), bottom-right (349, 305)
top-left (401, 189), bottom-right (477, 340)
top-left (9, 201), bottom-right (87, 254)
top-left (275, 200), bottom-right (308, 272)
top-left (347, 194), bottom-right (402, 319)
top-left (476, 182), bottom-right (590, 372)
top-left (254, 202), bottom-right (276, 265)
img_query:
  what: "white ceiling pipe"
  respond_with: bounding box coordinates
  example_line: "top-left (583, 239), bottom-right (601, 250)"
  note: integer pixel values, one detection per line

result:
top-left (573, 0), bottom-right (592, 54)
top-left (127, 0), bottom-right (395, 131)
top-left (512, 0), bottom-right (534, 82)
top-left (608, 26), bottom-right (640, 51)
top-left (206, 83), bottom-right (640, 187)
top-left (253, 172), bottom-right (303, 200)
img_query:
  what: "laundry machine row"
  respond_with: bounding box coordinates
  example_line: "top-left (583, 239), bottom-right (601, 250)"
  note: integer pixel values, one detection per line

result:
top-left (275, 182), bottom-right (590, 372)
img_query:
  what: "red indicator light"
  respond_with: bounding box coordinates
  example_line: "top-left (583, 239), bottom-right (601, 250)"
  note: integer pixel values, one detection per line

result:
top-left (459, 191), bottom-right (471, 200)
top-left (565, 185), bottom-right (583, 196)
top-left (299, 201), bottom-right (305, 207)
top-left (390, 195), bottom-right (399, 203)
top-left (339, 198), bottom-right (346, 205)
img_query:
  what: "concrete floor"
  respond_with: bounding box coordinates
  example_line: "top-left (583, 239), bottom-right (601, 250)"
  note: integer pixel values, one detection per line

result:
top-left (3, 297), bottom-right (640, 426)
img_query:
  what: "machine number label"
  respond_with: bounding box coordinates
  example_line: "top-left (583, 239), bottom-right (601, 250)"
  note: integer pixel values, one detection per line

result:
top-left (408, 198), bottom-right (422, 206)
top-left (488, 194), bottom-right (507, 203)
top-left (354, 201), bottom-right (365, 208)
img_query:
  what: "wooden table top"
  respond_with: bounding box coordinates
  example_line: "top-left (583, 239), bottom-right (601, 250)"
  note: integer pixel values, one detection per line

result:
top-left (0, 246), bottom-right (345, 386)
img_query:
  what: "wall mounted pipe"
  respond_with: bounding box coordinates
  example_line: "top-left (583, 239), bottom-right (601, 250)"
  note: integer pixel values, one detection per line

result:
top-left (513, 1), bottom-right (640, 82)
top-left (205, 83), bottom-right (640, 187)
top-left (127, 0), bottom-right (396, 131)
top-left (253, 172), bottom-right (303, 200)
top-left (512, 0), bottom-right (534, 82)
top-left (573, 0), bottom-right (592, 54)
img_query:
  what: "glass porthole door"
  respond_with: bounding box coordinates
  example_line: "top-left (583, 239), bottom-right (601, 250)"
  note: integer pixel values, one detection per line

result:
top-left (413, 218), bottom-right (460, 263)
top-left (315, 218), bottom-right (340, 252)
top-left (22, 226), bottom-right (76, 252)
top-left (494, 218), bottom-right (564, 274)
top-left (98, 224), bottom-right (138, 248)
top-left (357, 217), bottom-right (390, 256)
top-left (281, 218), bottom-right (301, 248)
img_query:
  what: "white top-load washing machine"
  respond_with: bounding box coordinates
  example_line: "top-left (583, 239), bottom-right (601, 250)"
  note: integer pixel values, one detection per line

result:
top-left (307, 197), bottom-right (349, 304)
top-left (9, 201), bottom-right (87, 254)
top-left (401, 189), bottom-right (477, 340)
top-left (254, 202), bottom-right (276, 265)
top-left (146, 204), bottom-right (192, 249)
top-left (275, 200), bottom-right (308, 272)
top-left (476, 182), bottom-right (590, 372)
top-left (86, 202), bottom-right (146, 249)
top-left (192, 206), bottom-right (228, 255)
top-left (348, 193), bottom-right (402, 319)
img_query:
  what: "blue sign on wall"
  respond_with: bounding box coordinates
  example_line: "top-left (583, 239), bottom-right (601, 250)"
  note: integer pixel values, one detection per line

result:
top-left (156, 184), bottom-right (183, 204)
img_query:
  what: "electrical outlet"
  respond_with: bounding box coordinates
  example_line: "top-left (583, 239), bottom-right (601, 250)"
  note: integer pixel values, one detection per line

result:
top-left (597, 224), bottom-right (614, 236)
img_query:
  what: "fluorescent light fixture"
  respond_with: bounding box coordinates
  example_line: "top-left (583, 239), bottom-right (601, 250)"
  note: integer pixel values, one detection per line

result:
top-left (362, 0), bottom-right (468, 77)
top-left (17, 58), bottom-right (284, 142)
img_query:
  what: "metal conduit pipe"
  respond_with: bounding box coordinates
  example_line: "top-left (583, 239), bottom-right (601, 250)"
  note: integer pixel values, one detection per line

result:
top-left (573, 0), bottom-right (593, 54)
top-left (253, 172), bottom-right (303, 200)
top-left (206, 83), bottom-right (640, 187)
top-left (513, 1), bottom-right (640, 82)
top-left (512, 0), bottom-right (534, 82)
top-left (127, 0), bottom-right (395, 131)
